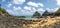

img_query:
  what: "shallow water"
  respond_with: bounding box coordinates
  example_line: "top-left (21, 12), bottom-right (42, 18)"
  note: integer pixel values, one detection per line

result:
top-left (18, 16), bottom-right (38, 20)
top-left (24, 18), bottom-right (37, 20)
top-left (18, 18), bottom-right (37, 20)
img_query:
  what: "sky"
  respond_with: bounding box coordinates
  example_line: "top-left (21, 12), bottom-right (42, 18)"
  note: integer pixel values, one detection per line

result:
top-left (0, 0), bottom-right (60, 16)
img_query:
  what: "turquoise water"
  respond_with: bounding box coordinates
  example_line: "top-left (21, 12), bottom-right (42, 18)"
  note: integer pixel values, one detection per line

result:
top-left (25, 16), bottom-right (32, 20)
top-left (18, 16), bottom-right (37, 20)
top-left (26, 16), bottom-right (32, 18)
top-left (24, 18), bottom-right (36, 20)
top-left (21, 16), bottom-right (36, 20)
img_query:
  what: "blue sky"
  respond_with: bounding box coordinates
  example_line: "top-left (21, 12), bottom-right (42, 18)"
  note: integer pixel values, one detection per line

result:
top-left (0, 0), bottom-right (60, 16)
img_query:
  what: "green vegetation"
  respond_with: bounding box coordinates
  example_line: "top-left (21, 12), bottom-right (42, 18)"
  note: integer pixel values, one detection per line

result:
top-left (0, 8), bottom-right (7, 13)
top-left (0, 4), bottom-right (7, 14)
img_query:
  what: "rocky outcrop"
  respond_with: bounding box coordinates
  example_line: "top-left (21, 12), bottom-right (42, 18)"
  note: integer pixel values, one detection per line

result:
top-left (32, 11), bottom-right (41, 18)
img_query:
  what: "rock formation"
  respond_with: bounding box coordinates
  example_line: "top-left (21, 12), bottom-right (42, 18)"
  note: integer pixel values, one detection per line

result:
top-left (32, 11), bottom-right (41, 18)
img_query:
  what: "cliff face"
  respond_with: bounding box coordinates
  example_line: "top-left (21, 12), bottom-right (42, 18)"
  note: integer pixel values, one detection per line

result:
top-left (0, 9), bottom-right (24, 28)
top-left (0, 13), bottom-right (35, 28)
top-left (0, 12), bottom-right (23, 28)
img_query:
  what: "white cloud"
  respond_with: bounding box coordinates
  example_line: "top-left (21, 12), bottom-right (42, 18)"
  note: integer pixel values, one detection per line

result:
top-left (25, 11), bottom-right (33, 15)
top-left (7, 3), bottom-right (12, 7)
top-left (54, 8), bottom-right (59, 12)
top-left (37, 8), bottom-right (45, 12)
top-left (38, 3), bottom-right (44, 7)
top-left (27, 1), bottom-right (44, 7)
top-left (23, 6), bottom-right (37, 15)
top-left (12, 6), bottom-right (33, 16)
top-left (13, 0), bottom-right (26, 4)
top-left (46, 8), bottom-right (58, 12)
top-left (21, 10), bottom-right (26, 14)
top-left (21, 10), bottom-right (33, 15)
top-left (6, 10), bottom-right (15, 15)
top-left (56, 0), bottom-right (60, 6)
top-left (13, 6), bottom-right (21, 11)
top-left (32, 8), bottom-right (36, 11)
top-left (24, 6), bottom-right (37, 13)
top-left (6, 10), bottom-right (20, 16)
top-left (24, 6), bottom-right (45, 14)
top-left (46, 8), bottom-right (54, 12)
top-left (46, 8), bottom-right (50, 12)
top-left (27, 2), bottom-right (39, 7)
top-left (24, 6), bottom-right (31, 11)
top-left (20, 10), bottom-right (29, 15)
top-left (31, 7), bottom-right (36, 12)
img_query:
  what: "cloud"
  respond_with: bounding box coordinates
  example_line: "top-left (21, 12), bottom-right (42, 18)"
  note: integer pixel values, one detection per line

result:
top-left (27, 2), bottom-right (39, 7)
top-left (23, 6), bottom-right (45, 15)
top-left (10, 6), bottom-right (33, 16)
top-left (7, 3), bottom-right (12, 7)
top-left (13, 0), bottom-right (26, 4)
top-left (6, 10), bottom-right (15, 15)
top-left (7, 5), bottom-right (46, 16)
top-left (54, 8), bottom-right (59, 12)
top-left (38, 3), bottom-right (44, 7)
top-left (21, 10), bottom-right (33, 15)
top-left (13, 6), bottom-right (21, 11)
top-left (56, 0), bottom-right (60, 6)
top-left (27, 1), bottom-right (44, 7)
top-left (32, 7), bottom-right (37, 12)
top-left (46, 8), bottom-right (58, 12)
top-left (6, 9), bottom-right (22, 16)
top-left (31, 7), bottom-right (36, 12)
top-left (24, 6), bottom-right (37, 12)
top-left (21, 10), bottom-right (25, 14)
top-left (20, 10), bottom-right (31, 15)
top-left (23, 6), bottom-right (38, 15)
top-left (24, 6), bottom-right (45, 14)
top-left (37, 8), bottom-right (45, 13)
top-left (46, 8), bottom-right (55, 12)
top-left (24, 6), bottom-right (31, 11)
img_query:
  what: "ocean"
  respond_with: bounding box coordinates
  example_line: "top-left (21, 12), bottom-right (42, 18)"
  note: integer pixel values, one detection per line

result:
top-left (18, 16), bottom-right (37, 20)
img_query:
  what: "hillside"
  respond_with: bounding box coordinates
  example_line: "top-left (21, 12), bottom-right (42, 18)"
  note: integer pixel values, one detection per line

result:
top-left (0, 8), bottom-right (60, 28)
top-left (0, 12), bottom-right (60, 28)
